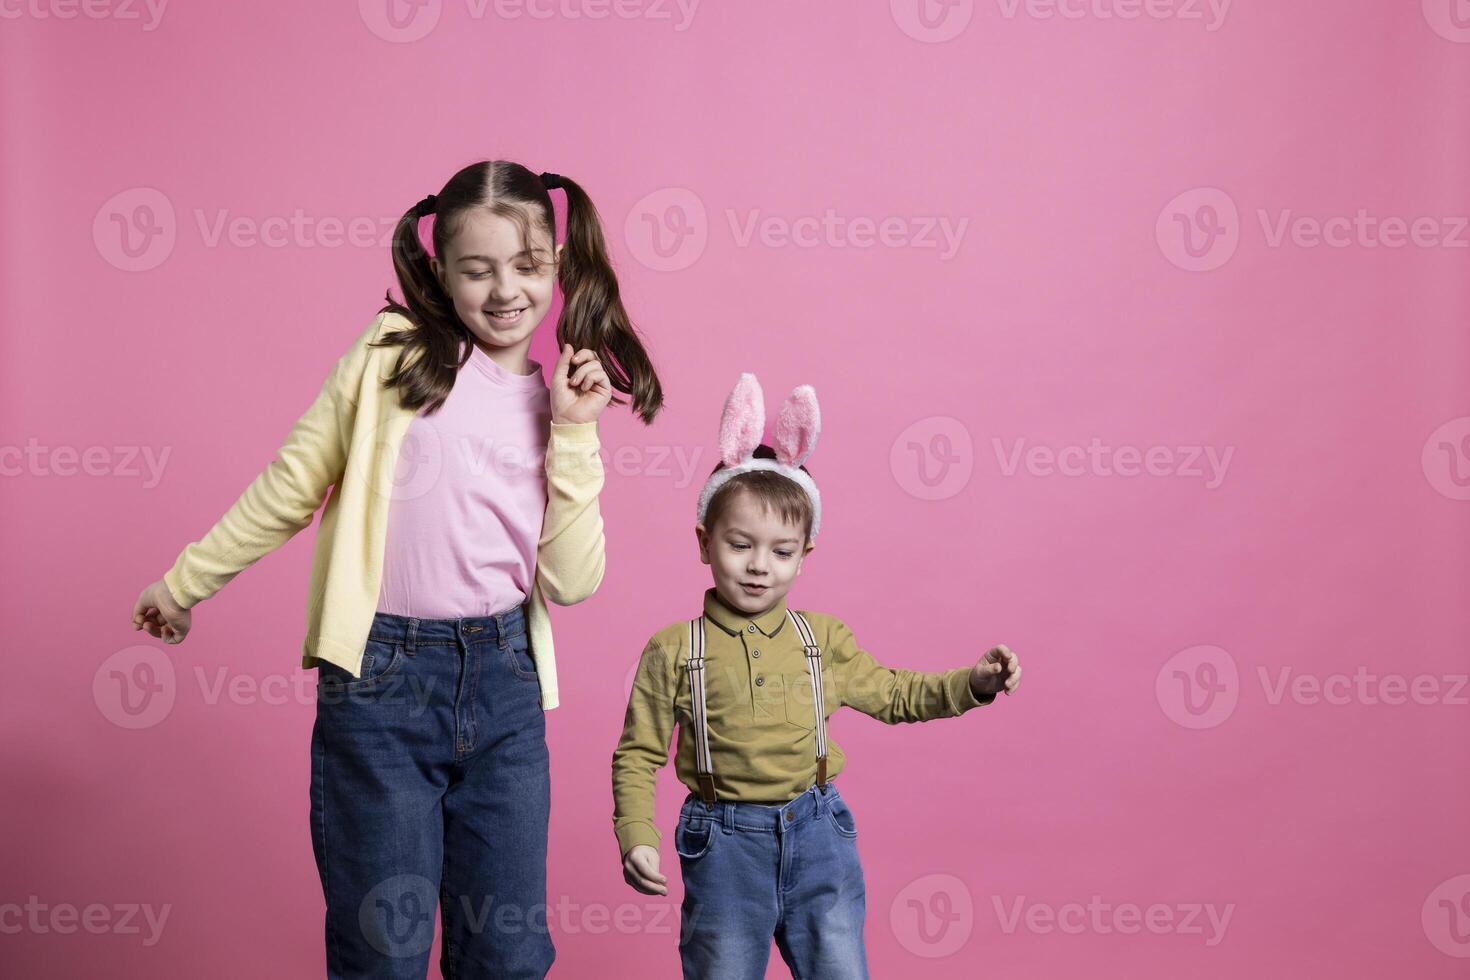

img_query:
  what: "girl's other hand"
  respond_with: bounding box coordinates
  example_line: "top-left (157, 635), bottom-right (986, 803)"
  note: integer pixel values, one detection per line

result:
top-left (550, 343), bottom-right (612, 425)
top-left (132, 578), bottom-right (192, 645)
top-left (622, 844), bottom-right (668, 896)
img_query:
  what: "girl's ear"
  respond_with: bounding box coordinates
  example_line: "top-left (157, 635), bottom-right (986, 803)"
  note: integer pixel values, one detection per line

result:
top-left (773, 385), bottom-right (819, 468)
top-left (719, 373), bottom-right (765, 466)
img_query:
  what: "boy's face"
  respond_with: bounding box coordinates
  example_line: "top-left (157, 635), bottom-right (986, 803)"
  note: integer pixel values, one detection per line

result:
top-left (696, 487), bottom-right (814, 617)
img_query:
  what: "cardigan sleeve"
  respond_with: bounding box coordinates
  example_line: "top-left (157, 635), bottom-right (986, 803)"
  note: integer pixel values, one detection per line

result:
top-left (162, 319), bottom-right (378, 609)
top-left (534, 420), bottom-right (607, 606)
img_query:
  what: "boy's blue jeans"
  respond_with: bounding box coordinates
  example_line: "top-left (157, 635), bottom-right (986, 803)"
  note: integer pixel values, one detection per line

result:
top-left (309, 604), bottom-right (554, 979)
top-left (675, 782), bottom-right (870, 979)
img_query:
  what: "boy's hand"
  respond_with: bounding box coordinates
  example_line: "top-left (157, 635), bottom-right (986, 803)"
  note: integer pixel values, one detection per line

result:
top-left (550, 343), bottom-right (612, 425)
top-left (970, 644), bottom-right (1021, 698)
top-left (622, 844), bottom-right (668, 896)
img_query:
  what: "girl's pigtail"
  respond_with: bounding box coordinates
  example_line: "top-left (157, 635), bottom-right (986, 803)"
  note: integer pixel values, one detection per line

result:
top-left (375, 197), bottom-right (461, 413)
top-left (553, 176), bottom-right (664, 426)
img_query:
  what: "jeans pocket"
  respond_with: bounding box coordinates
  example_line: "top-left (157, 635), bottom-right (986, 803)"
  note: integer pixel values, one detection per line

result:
top-left (826, 796), bottom-right (858, 839)
top-left (319, 637), bottom-right (406, 696)
top-left (674, 813), bottom-right (715, 860)
top-left (503, 630), bottom-right (538, 682)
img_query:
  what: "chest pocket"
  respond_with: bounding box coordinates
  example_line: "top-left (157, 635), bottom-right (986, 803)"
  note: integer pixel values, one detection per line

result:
top-left (782, 666), bottom-right (839, 730)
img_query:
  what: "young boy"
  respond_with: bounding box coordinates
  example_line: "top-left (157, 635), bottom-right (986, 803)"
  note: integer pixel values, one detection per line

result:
top-left (610, 374), bottom-right (1022, 979)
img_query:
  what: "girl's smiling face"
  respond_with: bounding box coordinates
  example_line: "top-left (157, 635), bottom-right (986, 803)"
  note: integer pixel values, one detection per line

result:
top-left (430, 207), bottom-right (562, 373)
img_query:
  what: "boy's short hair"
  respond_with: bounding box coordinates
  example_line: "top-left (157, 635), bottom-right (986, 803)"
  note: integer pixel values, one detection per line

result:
top-left (702, 444), bottom-right (814, 545)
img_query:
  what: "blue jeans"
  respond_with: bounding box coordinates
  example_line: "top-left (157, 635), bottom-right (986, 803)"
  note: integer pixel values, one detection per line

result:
top-left (675, 782), bottom-right (870, 980)
top-left (309, 604), bottom-right (554, 979)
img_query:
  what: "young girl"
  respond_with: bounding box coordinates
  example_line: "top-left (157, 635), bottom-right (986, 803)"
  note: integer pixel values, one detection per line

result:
top-left (130, 161), bottom-right (664, 979)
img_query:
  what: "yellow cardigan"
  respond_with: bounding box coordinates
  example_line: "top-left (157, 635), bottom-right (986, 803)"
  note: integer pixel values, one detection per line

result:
top-left (163, 310), bottom-right (606, 710)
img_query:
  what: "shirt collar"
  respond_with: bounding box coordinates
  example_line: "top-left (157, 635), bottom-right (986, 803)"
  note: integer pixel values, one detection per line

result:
top-left (702, 586), bottom-right (790, 638)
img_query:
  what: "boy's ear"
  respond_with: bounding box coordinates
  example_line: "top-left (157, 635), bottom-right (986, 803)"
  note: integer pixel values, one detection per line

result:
top-left (795, 541), bottom-right (814, 574)
top-left (694, 524), bottom-right (711, 565)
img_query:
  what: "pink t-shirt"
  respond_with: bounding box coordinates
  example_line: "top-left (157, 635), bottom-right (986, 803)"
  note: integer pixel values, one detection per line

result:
top-left (375, 342), bottom-right (552, 619)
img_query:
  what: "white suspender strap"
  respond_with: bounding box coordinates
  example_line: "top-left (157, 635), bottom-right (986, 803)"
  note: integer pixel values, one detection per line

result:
top-left (687, 616), bottom-right (717, 805)
top-left (786, 609), bottom-right (830, 791)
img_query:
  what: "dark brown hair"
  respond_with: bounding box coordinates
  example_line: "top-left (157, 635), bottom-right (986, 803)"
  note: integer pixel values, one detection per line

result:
top-left (374, 161), bottom-right (663, 422)
top-left (702, 445), bottom-right (815, 545)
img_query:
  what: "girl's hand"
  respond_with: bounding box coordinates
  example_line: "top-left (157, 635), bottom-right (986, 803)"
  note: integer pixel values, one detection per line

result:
top-left (622, 844), bottom-right (668, 896)
top-left (969, 644), bottom-right (1020, 698)
top-left (132, 578), bottom-right (192, 645)
top-left (550, 343), bottom-right (612, 425)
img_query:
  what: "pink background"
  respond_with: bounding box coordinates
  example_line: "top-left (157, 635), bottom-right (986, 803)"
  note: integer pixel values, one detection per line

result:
top-left (4, 1), bottom-right (1469, 976)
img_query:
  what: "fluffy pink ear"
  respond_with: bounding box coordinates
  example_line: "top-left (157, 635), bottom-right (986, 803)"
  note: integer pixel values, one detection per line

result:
top-left (719, 373), bottom-right (765, 465)
top-left (773, 385), bottom-right (819, 468)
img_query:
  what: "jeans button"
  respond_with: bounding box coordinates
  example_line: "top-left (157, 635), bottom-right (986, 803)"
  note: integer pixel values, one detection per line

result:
top-left (784, 810), bottom-right (793, 823)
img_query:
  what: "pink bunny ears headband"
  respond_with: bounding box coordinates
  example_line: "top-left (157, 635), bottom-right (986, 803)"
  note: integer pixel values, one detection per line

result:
top-left (696, 373), bottom-right (823, 540)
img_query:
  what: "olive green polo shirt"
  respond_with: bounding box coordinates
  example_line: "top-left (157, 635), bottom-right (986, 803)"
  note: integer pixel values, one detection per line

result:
top-left (611, 587), bottom-right (994, 857)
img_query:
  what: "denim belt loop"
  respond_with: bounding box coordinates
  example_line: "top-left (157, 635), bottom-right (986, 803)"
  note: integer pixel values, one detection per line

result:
top-left (405, 618), bottom-right (419, 656)
top-left (496, 612), bottom-right (510, 649)
top-left (719, 801), bottom-right (735, 834)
